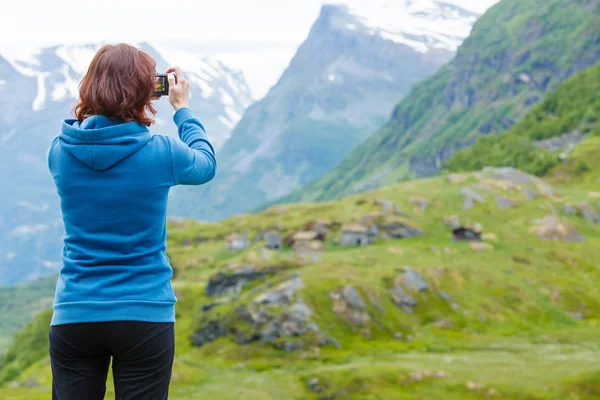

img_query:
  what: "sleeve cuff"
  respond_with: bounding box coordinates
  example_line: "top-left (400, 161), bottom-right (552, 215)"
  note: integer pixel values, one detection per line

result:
top-left (173, 107), bottom-right (195, 127)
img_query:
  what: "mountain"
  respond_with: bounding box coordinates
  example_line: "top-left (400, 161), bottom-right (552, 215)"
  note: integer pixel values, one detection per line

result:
top-left (284, 0), bottom-right (600, 203)
top-left (0, 42), bottom-right (252, 285)
top-left (447, 61), bottom-right (600, 175)
top-left (2, 158), bottom-right (600, 397)
top-left (169, 1), bottom-right (480, 221)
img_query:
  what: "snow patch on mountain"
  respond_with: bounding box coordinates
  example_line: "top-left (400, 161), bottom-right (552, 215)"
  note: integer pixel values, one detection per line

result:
top-left (344, 0), bottom-right (479, 53)
top-left (32, 72), bottom-right (49, 111)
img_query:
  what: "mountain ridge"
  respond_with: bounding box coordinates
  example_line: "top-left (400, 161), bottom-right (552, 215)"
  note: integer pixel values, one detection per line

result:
top-left (282, 0), bottom-right (600, 204)
top-left (171, 2), bottom-right (480, 221)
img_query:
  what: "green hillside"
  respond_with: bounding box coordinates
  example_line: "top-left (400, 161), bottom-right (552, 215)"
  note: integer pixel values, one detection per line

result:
top-left (0, 276), bottom-right (54, 353)
top-left (1, 156), bottom-right (599, 398)
top-left (282, 0), bottom-right (600, 204)
top-left (447, 61), bottom-right (600, 175)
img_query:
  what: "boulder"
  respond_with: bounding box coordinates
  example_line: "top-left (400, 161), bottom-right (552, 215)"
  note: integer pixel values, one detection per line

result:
top-left (562, 204), bottom-right (577, 215)
top-left (391, 284), bottom-right (418, 313)
top-left (398, 267), bottom-right (429, 292)
top-left (577, 202), bottom-right (600, 224)
top-left (260, 301), bottom-right (316, 343)
top-left (461, 188), bottom-right (485, 209)
top-left (444, 215), bottom-right (461, 229)
top-left (496, 196), bottom-right (515, 210)
top-left (482, 233), bottom-right (498, 241)
top-left (226, 233), bottom-right (250, 251)
top-left (447, 173), bottom-right (470, 184)
top-left (276, 341), bottom-right (305, 352)
top-left (470, 242), bottom-right (494, 252)
top-left (306, 378), bottom-right (323, 393)
top-left (205, 265), bottom-right (276, 297)
top-left (330, 286), bottom-right (371, 325)
top-left (480, 167), bottom-right (554, 198)
top-left (409, 196), bottom-right (429, 211)
top-left (530, 216), bottom-right (585, 242)
top-left (381, 217), bottom-right (422, 239)
top-left (254, 276), bottom-right (304, 305)
top-left (190, 320), bottom-right (230, 347)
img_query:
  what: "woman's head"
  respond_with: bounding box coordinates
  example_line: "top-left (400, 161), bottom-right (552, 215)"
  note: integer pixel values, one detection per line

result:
top-left (74, 44), bottom-right (157, 126)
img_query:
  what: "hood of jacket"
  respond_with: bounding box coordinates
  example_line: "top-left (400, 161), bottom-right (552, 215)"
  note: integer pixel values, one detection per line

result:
top-left (59, 115), bottom-right (153, 171)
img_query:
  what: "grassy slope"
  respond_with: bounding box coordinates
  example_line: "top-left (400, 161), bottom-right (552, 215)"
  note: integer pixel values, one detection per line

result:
top-left (0, 276), bottom-right (55, 353)
top-left (280, 0), bottom-right (600, 204)
top-left (1, 154), bottom-right (599, 398)
top-left (448, 60), bottom-right (600, 175)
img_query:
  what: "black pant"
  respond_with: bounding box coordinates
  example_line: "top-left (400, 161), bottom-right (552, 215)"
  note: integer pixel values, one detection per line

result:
top-left (49, 321), bottom-right (175, 400)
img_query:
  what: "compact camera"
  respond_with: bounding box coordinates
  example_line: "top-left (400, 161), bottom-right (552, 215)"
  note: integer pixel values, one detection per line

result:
top-left (154, 73), bottom-right (176, 97)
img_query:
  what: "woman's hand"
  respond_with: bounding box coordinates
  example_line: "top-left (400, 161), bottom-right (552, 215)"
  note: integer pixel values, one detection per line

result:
top-left (166, 67), bottom-right (190, 112)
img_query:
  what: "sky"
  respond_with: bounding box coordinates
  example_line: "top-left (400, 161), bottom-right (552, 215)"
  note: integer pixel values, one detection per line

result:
top-left (0, 0), bottom-right (499, 98)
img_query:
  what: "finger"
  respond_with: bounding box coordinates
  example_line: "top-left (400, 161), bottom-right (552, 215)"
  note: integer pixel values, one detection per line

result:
top-left (167, 73), bottom-right (177, 88)
top-left (174, 67), bottom-right (184, 80)
top-left (166, 67), bottom-right (177, 74)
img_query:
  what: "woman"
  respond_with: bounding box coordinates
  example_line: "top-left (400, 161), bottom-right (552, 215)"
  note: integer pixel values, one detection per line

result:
top-left (47, 43), bottom-right (216, 399)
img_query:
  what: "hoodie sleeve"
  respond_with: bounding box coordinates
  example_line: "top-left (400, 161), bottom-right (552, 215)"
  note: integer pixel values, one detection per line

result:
top-left (168, 108), bottom-right (217, 186)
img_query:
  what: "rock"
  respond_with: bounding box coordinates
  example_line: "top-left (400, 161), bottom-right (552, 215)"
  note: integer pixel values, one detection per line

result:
top-left (167, 217), bottom-right (189, 228)
top-left (535, 131), bottom-right (584, 151)
top-left (398, 267), bottom-right (429, 292)
top-left (563, 204), bottom-right (577, 215)
top-left (577, 202), bottom-right (600, 224)
top-left (190, 320), bottom-right (230, 347)
top-left (226, 233), bottom-right (250, 251)
top-left (482, 233), bottom-right (498, 241)
top-left (461, 187), bottom-right (485, 203)
top-left (410, 196), bottom-right (429, 211)
top-left (260, 301), bottom-right (316, 343)
top-left (254, 276), bottom-right (304, 305)
top-left (470, 242), bottom-right (494, 252)
top-left (264, 231), bottom-right (283, 250)
top-left (202, 299), bottom-right (229, 312)
top-left (530, 216), bottom-right (586, 242)
top-left (482, 167), bottom-right (555, 197)
top-left (496, 196), bottom-right (515, 210)
top-left (391, 284), bottom-right (418, 313)
top-left (447, 173), bottom-right (470, 184)
top-left (439, 291), bottom-right (453, 301)
top-left (434, 319), bottom-right (455, 329)
top-left (463, 196), bottom-right (475, 210)
top-left (377, 199), bottom-right (394, 212)
top-left (22, 379), bottom-right (40, 388)
top-left (306, 378), bottom-right (323, 393)
top-left (444, 215), bottom-right (461, 229)
top-left (341, 286), bottom-right (367, 309)
top-left (570, 312), bottom-right (585, 320)
top-left (276, 340), bottom-right (304, 352)
top-left (317, 335), bottom-right (342, 349)
top-left (205, 265), bottom-right (276, 297)
top-left (381, 217), bottom-right (422, 239)
top-left (403, 370), bottom-right (449, 384)
top-left (467, 381), bottom-right (484, 391)
top-left (331, 286), bottom-right (371, 325)
top-left (588, 192), bottom-right (600, 199)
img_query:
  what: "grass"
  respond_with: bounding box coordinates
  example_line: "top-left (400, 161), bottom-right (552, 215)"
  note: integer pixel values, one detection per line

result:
top-left (1, 155), bottom-right (599, 398)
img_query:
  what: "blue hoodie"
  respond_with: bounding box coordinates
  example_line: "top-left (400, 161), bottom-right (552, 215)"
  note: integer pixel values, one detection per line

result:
top-left (47, 108), bottom-right (216, 326)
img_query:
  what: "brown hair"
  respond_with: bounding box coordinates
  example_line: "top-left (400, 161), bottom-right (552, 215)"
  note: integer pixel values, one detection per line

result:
top-left (74, 44), bottom-right (157, 126)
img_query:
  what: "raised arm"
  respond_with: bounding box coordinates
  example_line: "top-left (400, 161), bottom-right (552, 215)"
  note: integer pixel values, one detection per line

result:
top-left (166, 67), bottom-right (217, 186)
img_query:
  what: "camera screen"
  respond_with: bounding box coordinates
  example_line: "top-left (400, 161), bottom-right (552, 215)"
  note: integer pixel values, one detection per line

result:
top-left (155, 76), bottom-right (166, 92)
